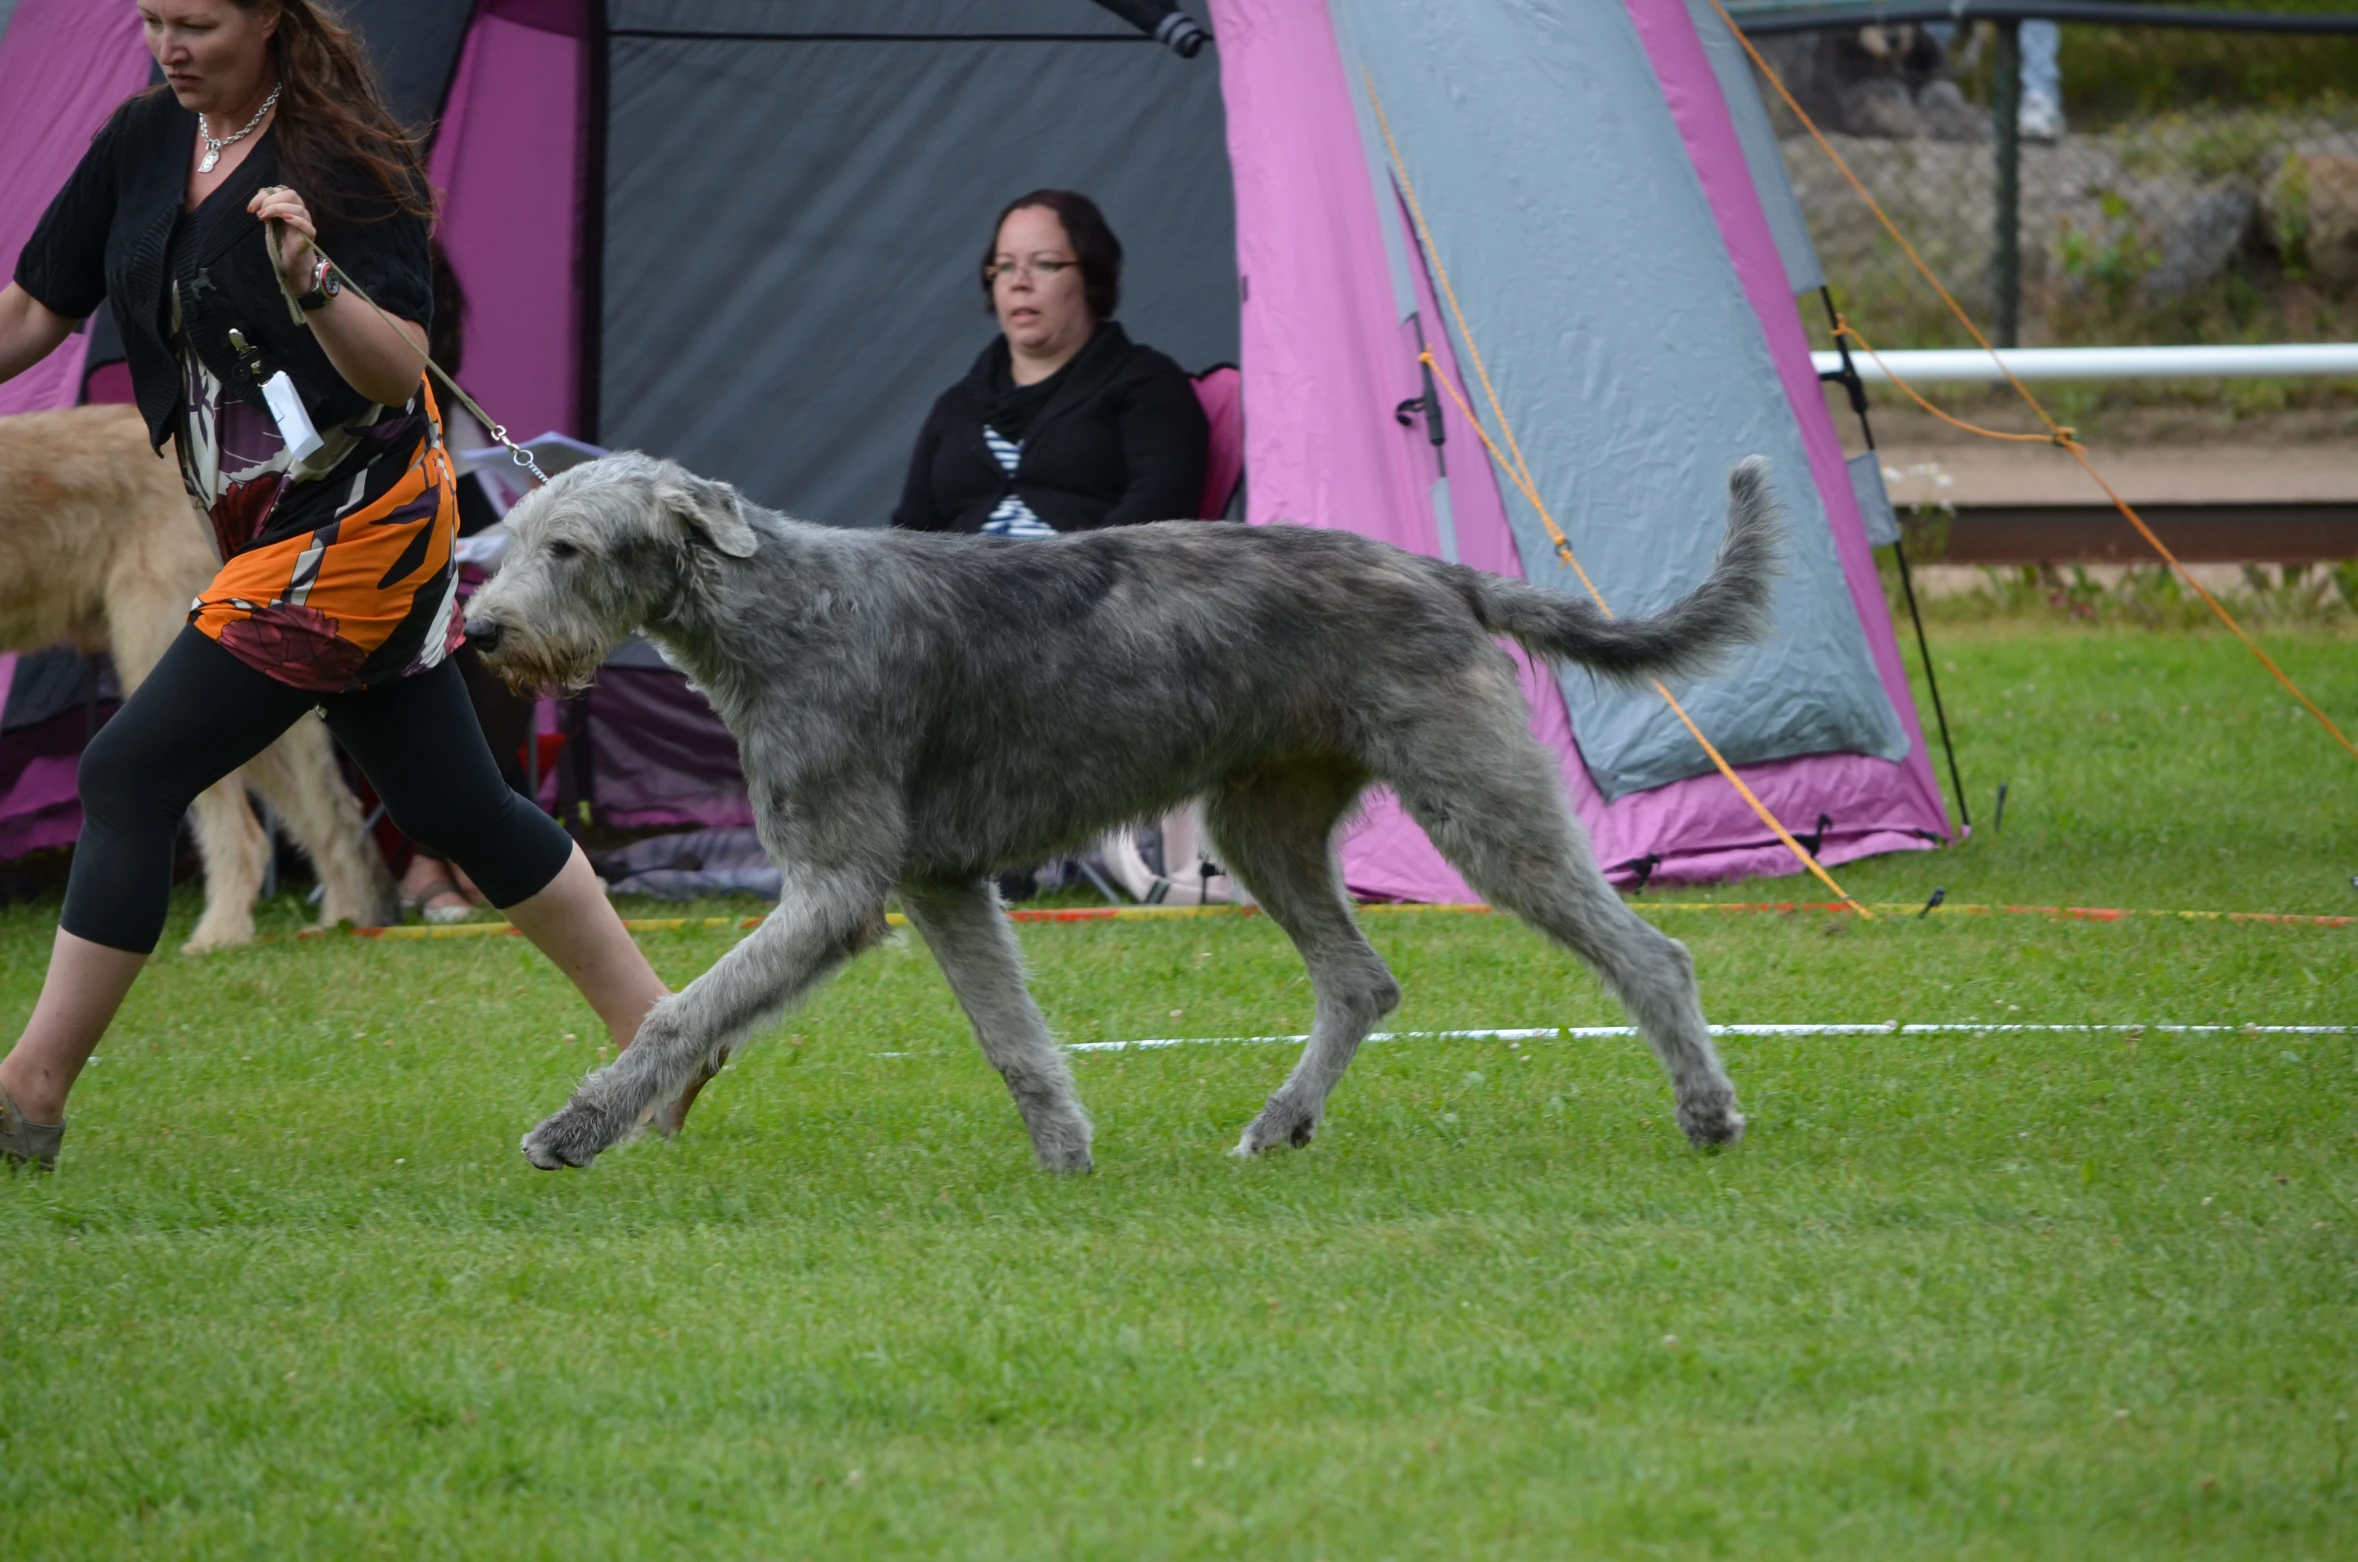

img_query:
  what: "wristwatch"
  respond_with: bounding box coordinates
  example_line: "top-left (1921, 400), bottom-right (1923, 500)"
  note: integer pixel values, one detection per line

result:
top-left (294, 257), bottom-right (343, 312)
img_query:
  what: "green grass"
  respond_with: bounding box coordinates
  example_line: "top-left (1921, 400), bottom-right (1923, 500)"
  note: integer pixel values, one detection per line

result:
top-left (3, 626), bottom-right (2354, 1557)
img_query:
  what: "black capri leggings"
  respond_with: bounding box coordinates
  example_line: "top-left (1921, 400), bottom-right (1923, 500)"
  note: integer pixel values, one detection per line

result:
top-left (65, 628), bottom-right (575, 954)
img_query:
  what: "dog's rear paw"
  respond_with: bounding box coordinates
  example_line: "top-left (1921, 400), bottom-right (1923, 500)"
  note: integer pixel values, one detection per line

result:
top-left (180, 915), bottom-right (255, 955)
top-left (1678, 1094), bottom-right (1747, 1150)
top-left (521, 1098), bottom-right (630, 1171)
top-left (1231, 1097), bottom-right (1319, 1158)
top-left (647, 1058), bottom-right (723, 1141)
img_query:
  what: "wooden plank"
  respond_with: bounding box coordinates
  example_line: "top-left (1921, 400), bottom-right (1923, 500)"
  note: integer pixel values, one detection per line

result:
top-left (1908, 504), bottom-right (2358, 564)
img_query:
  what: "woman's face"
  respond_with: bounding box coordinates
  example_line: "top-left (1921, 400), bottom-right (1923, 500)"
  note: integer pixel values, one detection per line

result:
top-left (990, 206), bottom-right (1092, 362)
top-left (140, 0), bottom-right (279, 117)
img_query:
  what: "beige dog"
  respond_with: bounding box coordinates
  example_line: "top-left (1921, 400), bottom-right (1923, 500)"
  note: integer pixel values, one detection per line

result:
top-left (0, 404), bottom-right (395, 951)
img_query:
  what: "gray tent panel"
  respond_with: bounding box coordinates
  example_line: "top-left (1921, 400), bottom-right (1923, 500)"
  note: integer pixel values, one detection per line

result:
top-left (1683, 0), bottom-right (1822, 296)
top-left (1349, 0), bottom-right (1903, 801)
top-left (339, 0), bottom-right (477, 139)
top-left (0, 3), bottom-right (17, 48)
top-left (600, 29), bottom-right (1236, 526)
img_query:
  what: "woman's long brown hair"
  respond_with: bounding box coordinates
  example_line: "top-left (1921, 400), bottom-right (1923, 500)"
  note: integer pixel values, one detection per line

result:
top-left (234, 0), bottom-right (435, 226)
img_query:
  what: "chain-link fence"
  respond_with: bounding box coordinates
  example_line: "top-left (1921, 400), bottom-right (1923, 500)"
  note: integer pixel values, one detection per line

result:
top-left (1733, 3), bottom-right (2358, 351)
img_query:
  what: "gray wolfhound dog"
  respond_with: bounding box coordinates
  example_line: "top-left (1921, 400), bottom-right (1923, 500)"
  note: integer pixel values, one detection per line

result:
top-left (0, 405), bottom-right (395, 950)
top-left (466, 453), bottom-right (1782, 1172)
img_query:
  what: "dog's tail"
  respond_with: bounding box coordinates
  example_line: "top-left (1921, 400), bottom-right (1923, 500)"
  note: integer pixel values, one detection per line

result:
top-left (1457, 456), bottom-right (1783, 686)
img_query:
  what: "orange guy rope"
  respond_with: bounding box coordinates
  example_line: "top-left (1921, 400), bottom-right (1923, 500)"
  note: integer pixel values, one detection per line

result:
top-left (1363, 76), bottom-right (1871, 916)
top-left (293, 898), bottom-right (2354, 942)
top-left (1702, 0), bottom-right (2358, 768)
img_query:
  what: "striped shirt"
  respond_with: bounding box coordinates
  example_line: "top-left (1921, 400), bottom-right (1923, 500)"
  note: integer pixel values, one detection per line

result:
top-left (980, 425), bottom-right (1055, 538)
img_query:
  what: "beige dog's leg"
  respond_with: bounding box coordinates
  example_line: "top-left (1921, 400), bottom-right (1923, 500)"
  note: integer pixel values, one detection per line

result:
top-left (180, 777), bottom-right (269, 954)
top-left (98, 504), bottom-right (282, 956)
top-left (242, 718), bottom-right (398, 931)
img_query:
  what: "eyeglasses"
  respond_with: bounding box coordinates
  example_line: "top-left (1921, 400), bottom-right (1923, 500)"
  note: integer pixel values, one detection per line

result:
top-left (984, 256), bottom-right (1076, 284)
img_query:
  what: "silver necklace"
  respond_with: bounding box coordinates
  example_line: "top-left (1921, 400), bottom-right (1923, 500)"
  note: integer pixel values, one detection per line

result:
top-left (197, 84), bottom-right (280, 175)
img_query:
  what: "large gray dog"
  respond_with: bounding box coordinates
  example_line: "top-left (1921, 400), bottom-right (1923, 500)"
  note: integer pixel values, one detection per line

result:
top-left (466, 453), bottom-right (1781, 1172)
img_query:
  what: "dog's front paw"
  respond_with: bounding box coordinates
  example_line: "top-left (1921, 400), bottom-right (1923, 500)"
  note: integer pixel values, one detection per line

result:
top-left (520, 1096), bottom-right (632, 1171)
top-left (1677, 1092), bottom-right (1747, 1150)
top-left (1231, 1096), bottom-right (1320, 1158)
top-left (1029, 1111), bottom-right (1095, 1174)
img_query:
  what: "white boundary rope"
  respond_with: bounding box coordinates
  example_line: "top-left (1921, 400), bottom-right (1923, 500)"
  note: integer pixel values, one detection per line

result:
top-left (1065, 1022), bottom-right (2351, 1054)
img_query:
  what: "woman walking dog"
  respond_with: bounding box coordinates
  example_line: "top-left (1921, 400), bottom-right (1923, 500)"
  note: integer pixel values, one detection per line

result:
top-left (0, 0), bottom-right (668, 1170)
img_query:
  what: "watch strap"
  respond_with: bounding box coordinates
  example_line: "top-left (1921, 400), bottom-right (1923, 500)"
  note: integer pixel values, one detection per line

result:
top-left (294, 259), bottom-right (340, 312)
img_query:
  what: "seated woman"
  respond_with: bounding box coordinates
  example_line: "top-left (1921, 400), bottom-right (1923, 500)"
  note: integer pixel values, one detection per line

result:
top-left (893, 190), bottom-right (1232, 903)
top-left (893, 189), bottom-right (1207, 536)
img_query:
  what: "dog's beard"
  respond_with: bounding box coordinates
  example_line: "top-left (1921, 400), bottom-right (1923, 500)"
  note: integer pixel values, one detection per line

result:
top-left (476, 631), bottom-right (610, 697)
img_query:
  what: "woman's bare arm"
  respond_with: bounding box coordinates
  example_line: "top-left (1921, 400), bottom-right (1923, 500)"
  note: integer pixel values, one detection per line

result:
top-left (248, 185), bottom-right (430, 408)
top-left (0, 283), bottom-right (80, 387)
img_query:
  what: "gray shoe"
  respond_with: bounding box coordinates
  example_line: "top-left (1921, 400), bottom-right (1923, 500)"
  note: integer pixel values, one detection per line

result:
top-left (0, 1084), bottom-right (64, 1172)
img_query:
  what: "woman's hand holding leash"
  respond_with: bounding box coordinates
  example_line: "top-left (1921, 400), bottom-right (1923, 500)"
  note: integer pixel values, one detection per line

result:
top-left (248, 183), bottom-right (320, 280)
top-left (249, 183), bottom-right (426, 408)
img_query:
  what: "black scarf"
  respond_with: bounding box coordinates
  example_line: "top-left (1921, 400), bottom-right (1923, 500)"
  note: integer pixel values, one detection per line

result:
top-left (974, 323), bottom-right (1120, 442)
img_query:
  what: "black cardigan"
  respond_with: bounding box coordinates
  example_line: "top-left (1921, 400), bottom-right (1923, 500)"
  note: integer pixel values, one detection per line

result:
top-left (891, 322), bottom-right (1209, 533)
top-left (14, 90), bottom-right (431, 453)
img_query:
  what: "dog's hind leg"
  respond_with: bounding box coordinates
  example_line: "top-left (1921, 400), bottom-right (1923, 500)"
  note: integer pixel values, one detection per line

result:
top-left (521, 869), bottom-right (891, 1170)
top-left (180, 777), bottom-right (269, 954)
top-left (1204, 763), bottom-right (1400, 1157)
top-left (1388, 710), bottom-right (1744, 1149)
top-left (902, 878), bottom-right (1094, 1173)
top-left (241, 716), bottom-right (398, 930)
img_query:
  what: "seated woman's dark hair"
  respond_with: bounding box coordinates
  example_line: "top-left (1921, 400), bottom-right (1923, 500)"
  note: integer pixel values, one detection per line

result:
top-left (979, 189), bottom-right (1123, 321)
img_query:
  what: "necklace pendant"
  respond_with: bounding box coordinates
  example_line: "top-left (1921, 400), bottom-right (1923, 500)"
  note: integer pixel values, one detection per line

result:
top-left (198, 145), bottom-right (221, 174)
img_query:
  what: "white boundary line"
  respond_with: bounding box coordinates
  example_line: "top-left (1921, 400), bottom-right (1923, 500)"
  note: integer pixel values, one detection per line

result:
top-left (1066, 1022), bottom-right (2351, 1053)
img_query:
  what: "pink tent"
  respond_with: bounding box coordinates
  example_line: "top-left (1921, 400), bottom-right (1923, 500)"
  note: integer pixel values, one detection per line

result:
top-left (0, 0), bottom-right (148, 421)
top-left (1, 0), bottom-right (1952, 898)
top-left (1210, 0), bottom-right (1950, 899)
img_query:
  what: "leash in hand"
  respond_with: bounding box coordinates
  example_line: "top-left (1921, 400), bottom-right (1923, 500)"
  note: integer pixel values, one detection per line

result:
top-left (263, 214), bottom-right (552, 487)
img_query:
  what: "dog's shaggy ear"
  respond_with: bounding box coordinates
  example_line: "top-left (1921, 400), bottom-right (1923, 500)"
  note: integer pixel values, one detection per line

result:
top-left (656, 465), bottom-right (759, 559)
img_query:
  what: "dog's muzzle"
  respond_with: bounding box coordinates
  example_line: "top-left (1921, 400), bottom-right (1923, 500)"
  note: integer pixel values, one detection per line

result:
top-left (463, 618), bottom-right (503, 656)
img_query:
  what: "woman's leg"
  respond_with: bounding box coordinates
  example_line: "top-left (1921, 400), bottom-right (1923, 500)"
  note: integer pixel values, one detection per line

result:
top-left (0, 631), bottom-right (317, 1125)
top-left (324, 662), bottom-right (668, 1051)
top-left (1, 935), bottom-right (150, 1127)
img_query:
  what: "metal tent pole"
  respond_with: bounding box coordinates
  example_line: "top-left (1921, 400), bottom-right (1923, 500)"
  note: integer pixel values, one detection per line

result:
top-left (1820, 288), bottom-right (1972, 834)
top-left (577, 0), bottom-right (611, 443)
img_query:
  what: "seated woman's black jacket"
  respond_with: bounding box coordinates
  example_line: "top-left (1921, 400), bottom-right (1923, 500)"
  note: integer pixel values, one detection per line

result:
top-left (15, 89), bottom-right (431, 454)
top-left (892, 322), bottom-right (1209, 533)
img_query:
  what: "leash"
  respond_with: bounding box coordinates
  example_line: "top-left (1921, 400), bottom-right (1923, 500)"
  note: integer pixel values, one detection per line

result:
top-left (263, 214), bottom-right (552, 486)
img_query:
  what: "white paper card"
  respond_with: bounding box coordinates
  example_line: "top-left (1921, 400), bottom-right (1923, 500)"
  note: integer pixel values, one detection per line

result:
top-left (261, 370), bottom-right (324, 464)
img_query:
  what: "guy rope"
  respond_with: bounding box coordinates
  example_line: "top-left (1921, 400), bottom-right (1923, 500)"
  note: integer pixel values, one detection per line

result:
top-left (1700, 0), bottom-right (2358, 768)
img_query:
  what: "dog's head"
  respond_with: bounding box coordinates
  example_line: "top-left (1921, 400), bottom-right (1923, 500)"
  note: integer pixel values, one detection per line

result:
top-left (464, 451), bottom-right (758, 691)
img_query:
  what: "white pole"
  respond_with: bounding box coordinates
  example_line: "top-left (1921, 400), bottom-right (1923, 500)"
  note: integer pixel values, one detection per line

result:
top-left (1811, 342), bottom-right (2358, 382)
